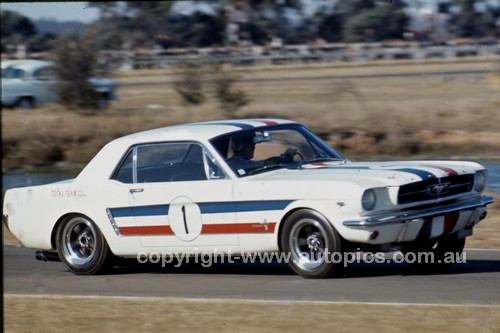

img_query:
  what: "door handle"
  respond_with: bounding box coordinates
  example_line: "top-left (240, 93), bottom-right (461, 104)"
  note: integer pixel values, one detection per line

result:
top-left (130, 188), bottom-right (144, 194)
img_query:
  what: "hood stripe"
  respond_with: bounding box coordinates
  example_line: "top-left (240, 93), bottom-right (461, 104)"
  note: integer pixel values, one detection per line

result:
top-left (394, 168), bottom-right (436, 180)
top-left (317, 166), bottom-right (436, 180)
top-left (422, 165), bottom-right (458, 176)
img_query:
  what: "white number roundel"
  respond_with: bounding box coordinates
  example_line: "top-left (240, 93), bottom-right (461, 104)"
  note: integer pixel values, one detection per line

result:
top-left (168, 196), bottom-right (202, 241)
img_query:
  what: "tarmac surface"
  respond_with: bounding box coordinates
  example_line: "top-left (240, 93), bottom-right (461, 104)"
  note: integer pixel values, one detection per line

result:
top-left (4, 245), bottom-right (500, 305)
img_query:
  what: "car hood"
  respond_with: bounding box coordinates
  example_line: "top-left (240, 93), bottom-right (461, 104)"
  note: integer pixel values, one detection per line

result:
top-left (248, 160), bottom-right (483, 187)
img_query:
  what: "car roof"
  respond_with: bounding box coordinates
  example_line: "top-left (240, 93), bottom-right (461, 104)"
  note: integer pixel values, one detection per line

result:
top-left (118, 119), bottom-right (299, 144)
top-left (1, 59), bottom-right (52, 71)
top-left (77, 119), bottom-right (299, 181)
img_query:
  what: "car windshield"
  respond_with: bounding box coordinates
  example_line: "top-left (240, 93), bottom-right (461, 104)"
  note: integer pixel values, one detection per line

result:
top-left (211, 125), bottom-right (345, 177)
top-left (1, 67), bottom-right (24, 79)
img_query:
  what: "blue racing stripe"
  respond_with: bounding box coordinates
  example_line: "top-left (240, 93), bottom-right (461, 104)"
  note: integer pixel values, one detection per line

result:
top-left (395, 168), bottom-right (435, 180)
top-left (416, 217), bottom-right (433, 240)
top-left (200, 200), bottom-right (292, 213)
top-left (110, 205), bottom-right (169, 218)
top-left (191, 122), bottom-right (255, 131)
top-left (235, 200), bottom-right (292, 212)
top-left (324, 166), bottom-right (435, 180)
top-left (199, 202), bottom-right (234, 214)
top-left (110, 200), bottom-right (293, 218)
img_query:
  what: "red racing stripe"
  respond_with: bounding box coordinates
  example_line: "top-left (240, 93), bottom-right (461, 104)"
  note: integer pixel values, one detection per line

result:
top-left (119, 225), bottom-right (174, 236)
top-left (119, 222), bottom-right (276, 236)
top-left (203, 222), bottom-right (276, 234)
top-left (256, 120), bottom-right (278, 126)
top-left (423, 165), bottom-right (459, 176)
top-left (444, 212), bottom-right (460, 233)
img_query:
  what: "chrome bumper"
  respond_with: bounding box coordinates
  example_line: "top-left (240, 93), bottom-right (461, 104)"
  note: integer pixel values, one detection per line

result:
top-left (343, 196), bottom-right (494, 229)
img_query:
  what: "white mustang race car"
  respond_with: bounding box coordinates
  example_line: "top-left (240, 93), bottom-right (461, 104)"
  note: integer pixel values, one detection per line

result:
top-left (2, 119), bottom-right (494, 278)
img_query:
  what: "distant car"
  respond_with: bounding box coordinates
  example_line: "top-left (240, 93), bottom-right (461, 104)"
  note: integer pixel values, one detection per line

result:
top-left (2, 119), bottom-right (494, 277)
top-left (1, 59), bottom-right (117, 108)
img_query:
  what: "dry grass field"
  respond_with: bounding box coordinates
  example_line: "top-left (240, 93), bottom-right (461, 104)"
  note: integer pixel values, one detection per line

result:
top-left (4, 295), bottom-right (500, 333)
top-left (2, 59), bottom-right (500, 169)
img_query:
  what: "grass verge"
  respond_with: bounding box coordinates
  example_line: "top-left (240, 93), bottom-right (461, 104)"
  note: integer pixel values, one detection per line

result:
top-left (4, 294), bottom-right (500, 333)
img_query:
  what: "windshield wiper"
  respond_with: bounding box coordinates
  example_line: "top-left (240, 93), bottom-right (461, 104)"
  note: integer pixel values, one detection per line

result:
top-left (297, 157), bottom-right (346, 168)
top-left (244, 163), bottom-right (288, 176)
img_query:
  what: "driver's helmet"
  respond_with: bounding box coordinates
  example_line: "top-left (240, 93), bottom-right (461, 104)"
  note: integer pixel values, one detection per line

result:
top-left (231, 132), bottom-right (255, 153)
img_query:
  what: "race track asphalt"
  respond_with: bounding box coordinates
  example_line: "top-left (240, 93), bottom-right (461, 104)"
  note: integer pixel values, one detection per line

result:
top-left (4, 245), bottom-right (500, 305)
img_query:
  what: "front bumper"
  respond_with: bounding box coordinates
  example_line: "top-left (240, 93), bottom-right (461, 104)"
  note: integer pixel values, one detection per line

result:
top-left (342, 196), bottom-right (494, 244)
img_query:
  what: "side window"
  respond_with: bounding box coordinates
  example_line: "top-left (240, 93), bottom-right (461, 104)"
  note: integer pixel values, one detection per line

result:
top-left (33, 67), bottom-right (57, 81)
top-left (204, 150), bottom-right (226, 179)
top-left (2, 68), bottom-right (24, 79)
top-left (113, 150), bottom-right (134, 183)
top-left (137, 143), bottom-right (207, 183)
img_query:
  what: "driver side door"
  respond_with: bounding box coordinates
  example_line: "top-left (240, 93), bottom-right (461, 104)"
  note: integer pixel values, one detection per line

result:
top-left (112, 141), bottom-right (238, 249)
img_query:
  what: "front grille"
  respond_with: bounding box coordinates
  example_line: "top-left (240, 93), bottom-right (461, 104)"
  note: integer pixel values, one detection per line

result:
top-left (398, 174), bottom-right (474, 204)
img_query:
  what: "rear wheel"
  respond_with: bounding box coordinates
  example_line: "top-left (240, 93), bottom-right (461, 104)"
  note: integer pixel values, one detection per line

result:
top-left (17, 97), bottom-right (34, 109)
top-left (56, 215), bottom-right (111, 275)
top-left (281, 210), bottom-right (342, 278)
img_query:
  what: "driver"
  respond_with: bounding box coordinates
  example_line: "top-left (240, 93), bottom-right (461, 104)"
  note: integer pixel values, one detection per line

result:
top-left (227, 133), bottom-right (263, 172)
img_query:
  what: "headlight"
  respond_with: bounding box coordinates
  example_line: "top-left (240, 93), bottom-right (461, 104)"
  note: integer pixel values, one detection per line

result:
top-left (474, 170), bottom-right (487, 192)
top-left (362, 189), bottom-right (377, 211)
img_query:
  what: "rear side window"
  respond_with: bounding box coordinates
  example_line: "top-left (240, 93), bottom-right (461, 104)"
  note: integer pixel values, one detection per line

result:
top-left (113, 150), bottom-right (134, 183)
top-left (34, 67), bottom-right (57, 81)
top-left (112, 142), bottom-right (226, 184)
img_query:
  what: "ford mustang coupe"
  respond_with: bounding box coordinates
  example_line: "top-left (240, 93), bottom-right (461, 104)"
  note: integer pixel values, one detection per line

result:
top-left (2, 119), bottom-right (494, 278)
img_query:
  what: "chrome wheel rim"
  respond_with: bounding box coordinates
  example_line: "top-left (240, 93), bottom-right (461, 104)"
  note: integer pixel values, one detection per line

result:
top-left (289, 218), bottom-right (328, 272)
top-left (61, 217), bottom-right (97, 266)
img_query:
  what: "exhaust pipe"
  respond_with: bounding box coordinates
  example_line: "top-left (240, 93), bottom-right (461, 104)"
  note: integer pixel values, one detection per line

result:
top-left (35, 251), bottom-right (61, 262)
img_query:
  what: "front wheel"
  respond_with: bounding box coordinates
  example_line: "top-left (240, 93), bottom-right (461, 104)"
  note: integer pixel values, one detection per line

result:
top-left (280, 210), bottom-right (342, 278)
top-left (56, 215), bottom-right (111, 275)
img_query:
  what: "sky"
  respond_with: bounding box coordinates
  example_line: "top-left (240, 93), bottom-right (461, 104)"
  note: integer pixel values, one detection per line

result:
top-left (1, 2), bottom-right (100, 23)
top-left (1, 0), bottom-right (440, 24)
top-left (0, 1), bottom-right (216, 23)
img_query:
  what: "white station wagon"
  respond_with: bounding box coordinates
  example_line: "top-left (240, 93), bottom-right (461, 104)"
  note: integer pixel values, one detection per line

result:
top-left (2, 119), bottom-right (494, 278)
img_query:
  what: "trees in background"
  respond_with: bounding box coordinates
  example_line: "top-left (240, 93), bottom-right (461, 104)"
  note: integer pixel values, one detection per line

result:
top-left (2, 1), bottom-right (499, 54)
top-left (51, 34), bottom-right (100, 109)
top-left (446, 0), bottom-right (500, 38)
top-left (1, 10), bottom-right (67, 54)
top-left (342, 0), bottom-right (409, 42)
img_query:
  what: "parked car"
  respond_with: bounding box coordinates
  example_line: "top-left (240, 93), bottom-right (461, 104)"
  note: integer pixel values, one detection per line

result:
top-left (1, 59), bottom-right (117, 108)
top-left (2, 119), bottom-right (494, 277)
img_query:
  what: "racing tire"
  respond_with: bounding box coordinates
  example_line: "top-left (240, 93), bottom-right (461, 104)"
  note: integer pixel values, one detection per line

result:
top-left (17, 97), bottom-right (34, 109)
top-left (56, 215), bottom-right (111, 275)
top-left (281, 209), bottom-right (343, 278)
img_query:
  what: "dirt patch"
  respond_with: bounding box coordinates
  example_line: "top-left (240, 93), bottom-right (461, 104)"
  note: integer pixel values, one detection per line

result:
top-left (4, 294), bottom-right (500, 332)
